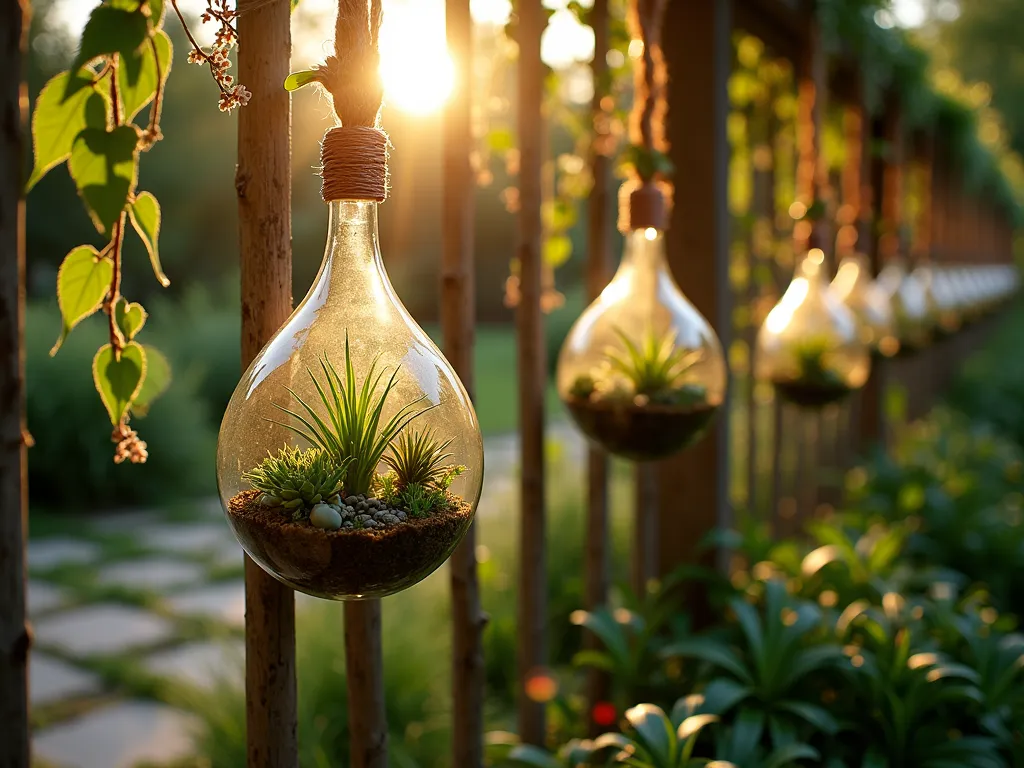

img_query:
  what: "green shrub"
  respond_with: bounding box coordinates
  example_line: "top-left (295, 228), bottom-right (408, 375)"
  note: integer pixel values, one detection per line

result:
top-left (26, 301), bottom-right (216, 509)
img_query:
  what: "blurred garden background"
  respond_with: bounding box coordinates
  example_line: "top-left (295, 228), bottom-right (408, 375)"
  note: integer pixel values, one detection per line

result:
top-left (20, 0), bottom-right (1024, 766)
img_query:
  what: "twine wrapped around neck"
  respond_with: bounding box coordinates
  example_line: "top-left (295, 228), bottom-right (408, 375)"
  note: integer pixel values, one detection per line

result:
top-left (618, 180), bottom-right (671, 232)
top-left (320, 126), bottom-right (389, 202)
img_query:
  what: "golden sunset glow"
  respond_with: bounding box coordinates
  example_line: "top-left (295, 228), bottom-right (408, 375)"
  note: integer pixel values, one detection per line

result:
top-left (377, 1), bottom-right (455, 114)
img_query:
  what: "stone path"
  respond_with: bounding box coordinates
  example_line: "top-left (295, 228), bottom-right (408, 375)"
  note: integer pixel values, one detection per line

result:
top-left (28, 425), bottom-right (584, 768)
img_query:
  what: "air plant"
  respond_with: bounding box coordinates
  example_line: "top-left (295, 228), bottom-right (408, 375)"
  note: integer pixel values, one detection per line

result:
top-left (383, 427), bottom-right (454, 489)
top-left (273, 335), bottom-right (433, 496)
top-left (243, 446), bottom-right (350, 515)
top-left (607, 327), bottom-right (703, 398)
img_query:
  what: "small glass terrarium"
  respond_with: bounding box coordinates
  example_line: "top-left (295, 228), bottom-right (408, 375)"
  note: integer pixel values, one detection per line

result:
top-left (756, 248), bottom-right (870, 409)
top-left (217, 200), bottom-right (483, 600)
top-left (557, 223), bottom-right (727, 461)
top-left (877, 258), bottom-right (933, 355)
top-left (831, 251), bottom-right (899, 357)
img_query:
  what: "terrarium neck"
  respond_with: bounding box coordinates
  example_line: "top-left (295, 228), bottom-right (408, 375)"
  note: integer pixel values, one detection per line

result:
top-left (619, 228), bottom-right (668, 271)
top-left (324, 200), bottom-right (383, 268)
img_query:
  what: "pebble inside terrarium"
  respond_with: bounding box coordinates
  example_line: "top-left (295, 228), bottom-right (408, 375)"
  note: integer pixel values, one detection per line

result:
top-left (557, 224), bottom-right (727, 461)
top-left (757, 248), bottom-right (870, 409)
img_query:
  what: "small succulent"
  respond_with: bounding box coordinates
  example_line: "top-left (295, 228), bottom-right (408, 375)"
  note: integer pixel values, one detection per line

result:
top-left (607, 327), bottom-right (703, 399)
top-left (243, 446), bottom-right (350, 513)
top-left (383, 427), bottom-right (454, 489)
top-left (569, 373), bottom-right (597, 400)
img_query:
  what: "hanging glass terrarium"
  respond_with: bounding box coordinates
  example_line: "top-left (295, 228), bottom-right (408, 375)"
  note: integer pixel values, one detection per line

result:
top-left (217, 60), bottom-right (482, 600)
top-left (831, 251), bottom-right (898, 357)
top-left (756, 248), bottom-right (870, 409)
top-left (877, 257), bottom-right (932, 355)
top-left (556, 184), bottom-right (727, 461)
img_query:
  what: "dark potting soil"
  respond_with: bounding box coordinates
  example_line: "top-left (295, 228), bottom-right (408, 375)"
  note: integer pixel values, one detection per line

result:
top-left (226, 489), bottom-right (473, 600)
top-left (772, 378), bottom-right (853, 409)
top-left (565, 397), bottom-right (719, 461)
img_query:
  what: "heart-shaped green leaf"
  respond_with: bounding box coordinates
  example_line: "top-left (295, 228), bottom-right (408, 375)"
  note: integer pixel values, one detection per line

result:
top-left (73, 4), bottom-right (150, 71)
top-left (128, 191), bottom-right (168, 286)
top-left (51, 246), bottom-right (113, 355)
top-left (114, 297), bottom-right (148, 340)
top-left (93, 342), bottom-right (147, 426)
top-left (27, 70), bottom-right (109, 192)
top-left (132, 345), bottom-right (170, 416)
top-left (119, 30), bottom-right (172, 121)
top-left (69, 126), bottom-right (139, 236)
top-left (284, 70), bottom-right (320, 91)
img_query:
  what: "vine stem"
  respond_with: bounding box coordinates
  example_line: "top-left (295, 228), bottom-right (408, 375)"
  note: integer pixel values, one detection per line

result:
top-left (107, 56), bottom-right (124, 356)
top-left (145, 34), bottom-right (165, 145)
top-left (169, 0), bottom-right (235, 96)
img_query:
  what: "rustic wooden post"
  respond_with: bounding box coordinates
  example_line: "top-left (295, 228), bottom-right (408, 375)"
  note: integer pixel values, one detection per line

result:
top-left (0, 1), bottom-right (30, 765)
top-left (656, 0), bottom-right (731, 580)
top-left (584, 0), bottom-right (612, 736)
top-left (237, 2), bottom-right (298, 765)
top-left (344, 601), bottom-right (387, 767)
top-left (516, 0), bottom-right (547, 746)
top-left (443, 0), bottom-right (485, 764)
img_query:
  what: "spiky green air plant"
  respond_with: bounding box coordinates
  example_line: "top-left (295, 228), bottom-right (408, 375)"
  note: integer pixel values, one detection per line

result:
top-left (791, 334), bottom-right (845, 389)
top-left (383, 427), bottom-right (454, 489)
top-left (243, 446), bottom-right (350, 513)
top-left (607, 327), bottom-right (704, 402)
top-left (272, 336), bottom-right (434, 496)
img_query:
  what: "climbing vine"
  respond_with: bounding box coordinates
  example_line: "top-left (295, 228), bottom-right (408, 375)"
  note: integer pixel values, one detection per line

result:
top-left (27, 0), bottom-right (244, 463)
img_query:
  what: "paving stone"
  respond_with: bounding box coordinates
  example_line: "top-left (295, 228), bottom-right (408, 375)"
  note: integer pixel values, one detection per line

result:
top-left (34, 701), bottom-right (196, 768)
top-left (31, 653), bottom-right (102, 706)
top-left (34, 605), bottom-right (175, 656)
top-left (166, 581), bottom-right (244, 626)
top-left (143, 640), bottom-right (243, 690)
top-left (139, 522), bottom-right (234, 554)
top-left (28, 539), bottom-right (100, 570)
top-left (28, 580), bottom-right (65, 615)
top-left (97, 558), bottom-right (205, 591)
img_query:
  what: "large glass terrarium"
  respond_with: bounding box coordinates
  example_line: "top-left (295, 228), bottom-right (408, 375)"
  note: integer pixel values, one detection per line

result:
top-left (217, 200), bottom-right (484, 600)
top-left (556, 215), bottom-right (727, 462)
top-left (757, 248), bottom-right (870, 408)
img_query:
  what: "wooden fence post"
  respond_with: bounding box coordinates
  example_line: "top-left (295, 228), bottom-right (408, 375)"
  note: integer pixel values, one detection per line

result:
top-left (0, 1), bottom-right (30, 765)
top-left (516, 0), bottom-right (548, 746)
top-left (236, 1), bottom-right (298, 765)
top-left (584, 0), bottom-right (613, 736)
top-left (344, 601), bottom-right (387, 767)
top-left (444, 0), bottom-right (485, 764)
top-left (656, 0), bottom-right (732, 582)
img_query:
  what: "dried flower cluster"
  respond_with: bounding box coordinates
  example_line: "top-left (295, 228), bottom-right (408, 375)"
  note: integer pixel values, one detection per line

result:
top-left (112, 424), bottom-right (149, 464)
top-left (174, 0), bottom-right (250, 112)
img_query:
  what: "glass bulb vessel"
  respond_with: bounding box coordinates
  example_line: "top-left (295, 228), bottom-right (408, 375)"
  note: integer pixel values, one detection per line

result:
top-left (831, 251), bottom-right (898, 356)
top-left (877, 258), bottom-right (933, 355)
top-left (556, 227), bottom-right (727, 461)
top-left (217, 201), bottom-right (483, 600)
top-left (756, 248), bottom-right (870, 409)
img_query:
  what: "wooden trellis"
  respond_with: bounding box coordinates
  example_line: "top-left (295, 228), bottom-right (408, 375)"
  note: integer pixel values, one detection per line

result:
top-left (1, 0), bottom-right (1020, 766)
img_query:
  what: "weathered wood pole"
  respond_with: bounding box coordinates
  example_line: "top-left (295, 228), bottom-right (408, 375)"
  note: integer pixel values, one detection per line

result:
top-left (236, 1), bottom-right (298, 765)
top-left (584, 0), bottom-right (612, 737)
top-left (443, 0), bottom-right (485, 764)
top-left (344, 600), bottom-right (387, 767)
top-left (516, 0), bottom-right (548, 746)
top-left (0, 1), bottom-right (30, 765)
top-left (656, 0), bottom-right (732, 583)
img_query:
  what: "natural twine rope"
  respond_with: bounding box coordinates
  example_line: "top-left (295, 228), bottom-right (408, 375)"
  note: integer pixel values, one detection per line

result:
top-left (622, 0), bottom-right (670, 232)
top-left (315, 0), bottom-right (389, 201)
top-left (321, 126), bottom-right (389, 202)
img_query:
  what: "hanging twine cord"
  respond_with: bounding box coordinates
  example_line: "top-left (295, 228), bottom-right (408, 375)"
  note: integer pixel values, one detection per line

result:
top-left (620, 0), bottom-right (670, 232)
top-left (315, 0), bottom-right (390, 201)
